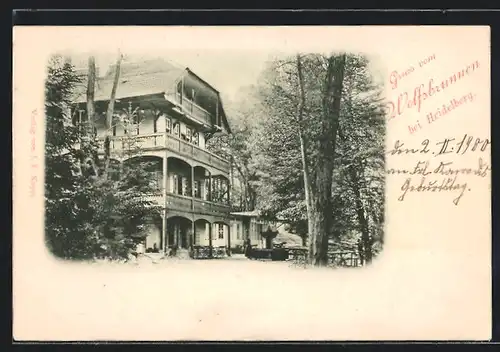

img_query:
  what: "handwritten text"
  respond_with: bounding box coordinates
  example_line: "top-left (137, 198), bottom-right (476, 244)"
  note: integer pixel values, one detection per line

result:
top-left (387, 135), bottom-right (490, 157)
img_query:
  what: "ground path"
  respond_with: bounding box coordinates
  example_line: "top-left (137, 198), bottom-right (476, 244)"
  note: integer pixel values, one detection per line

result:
top-left (16, 249), bottom-right (485, 340)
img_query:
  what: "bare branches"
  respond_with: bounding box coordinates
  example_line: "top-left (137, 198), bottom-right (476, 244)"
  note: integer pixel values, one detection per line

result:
top-left (86, 56), bottom-right (96, 126)
top-left (106, 51), bottom-right (123, 130)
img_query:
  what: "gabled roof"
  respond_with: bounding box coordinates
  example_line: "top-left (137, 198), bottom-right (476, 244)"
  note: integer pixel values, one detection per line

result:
top-left (72, 58), bottom-right (184, 103)
top-left (71, 58), bottom-right (232, 133)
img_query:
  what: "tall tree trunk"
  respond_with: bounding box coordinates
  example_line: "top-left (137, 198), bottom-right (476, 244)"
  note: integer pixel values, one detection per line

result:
top-left (85, 56), bottom-right (99, 176)
top-left (296, 54), bottom-right (313, 251)
top-left (357, 240), bottom-right (365, 266)
top-left (106, 53), bottom-right (122, 130)
top-left (348, 166), bottom-right (372, 264)
top-left (103, 52), bottom-right (123, 177)
top-left (308, 54), bottom-right (346, 266)
top-left (247, 183), bottom-right (256, 211)
top-left (243, 180), bottom-right (249, 211)
top-left (86, 57), bottom-right (96, 134)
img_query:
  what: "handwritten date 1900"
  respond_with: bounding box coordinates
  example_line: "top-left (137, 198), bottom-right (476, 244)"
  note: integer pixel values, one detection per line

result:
top-left (388, 134), bottom-right (490, 156)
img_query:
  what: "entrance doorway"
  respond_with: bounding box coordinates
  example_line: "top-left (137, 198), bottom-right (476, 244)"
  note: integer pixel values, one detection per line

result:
top-left (167, 216), bottom-right (193, 249)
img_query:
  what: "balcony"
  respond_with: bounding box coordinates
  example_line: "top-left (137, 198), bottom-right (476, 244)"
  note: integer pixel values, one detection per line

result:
top-left (148, 192), bottom-right (230, 216)
top-left (99, 132), bottom-right (230, 172)
top-left (193, 197), bottom-right (231, 217)
top-left (165, 93), bottom-right (211, 126)
top-left (142, 192), bottom-right (164, 207)
top-left (166, 192), bottom-right (193, 212)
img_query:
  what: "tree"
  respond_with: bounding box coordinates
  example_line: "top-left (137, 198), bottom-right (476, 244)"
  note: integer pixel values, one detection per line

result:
top-left (45, 54), bottom-right (162, 261)
top-left (44, 55), bottom-right (99, 259)
top-left (299, 54), bottom-right (346, 266)
top-left (334, 54), bottom-right (385, 264)
top-left (252, 53), bottom-right (346, 266)
top-left (206, 88), bottom-right (265, 212)
top-left (242, 53), bottom-right (384, 267)
top-left (81, 52), bottom-right (161, 259)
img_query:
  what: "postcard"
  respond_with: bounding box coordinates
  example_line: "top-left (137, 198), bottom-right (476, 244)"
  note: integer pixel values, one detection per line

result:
top-left (12, 25), bottom-right (491, 341)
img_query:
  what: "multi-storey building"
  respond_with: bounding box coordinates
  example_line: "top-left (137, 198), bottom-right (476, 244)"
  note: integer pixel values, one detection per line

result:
top-left (73, 58), bottom-right (233, 258)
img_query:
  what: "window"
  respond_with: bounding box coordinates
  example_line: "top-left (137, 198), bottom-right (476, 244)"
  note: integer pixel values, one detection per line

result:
top-left (177, 176), bottom-right (183, 195)
top-left (77, 110), bottom-right (85, 126)
top-left (186, 128), bottom-right (192, 143)
top-left (236, 224), bottom-right (241, 240)
top-left (133, 112), bottom-right (140, 135)
top-left (216, 178), bottom-right (221, 203)
top-left (214, 178), bottom-right (222, 203)
top-left (112, 124), bottom-right (117, 136)
top-left (192, 132), bottom-right (199, 146)
top-left (173, 122), bottom-right (180, 137)
top-left (222, 181), bottom-right (228, 204)
top-left (211, 178), bottom-right (216, 202)
top-left (194, 180), bottom-right (201, 198)
top-left (218, 224), bottom-right (224, 239)
top-left (204, 179), bottom-right (210, 201)
top-left (171, 174), bottom-right (178, 194)
top-left (181, 177), bottom-right (189, 196)
top-left (166, 118), bottom-right (172, 133)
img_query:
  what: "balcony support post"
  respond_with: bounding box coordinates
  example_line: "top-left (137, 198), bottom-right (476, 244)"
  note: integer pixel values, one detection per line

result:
top-left (227, 222), bottom-right (231, 257)
top-left (173, 222), bottom-right (179, 248)
top-left (208, 223), bottom-right (213, 258)
top-left (191, 166), bottom-right (195, 209)
top-left (216, 95), bottom-right (219, 127)
top-left (162, 155), bottom-right (168, 253)
top-left (209, 175), bottom-right (212, 202)
top-left (180, 77), bottom-right (184, 105)
top-left (191, 218), bottom-right (195, 250)
top-left (162, 213), bottom-right (167, 254)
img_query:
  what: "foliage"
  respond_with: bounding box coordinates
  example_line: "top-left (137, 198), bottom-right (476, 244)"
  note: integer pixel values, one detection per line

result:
top-left (206, 87), bottom-right (265, 211)
top-left (44, 56), bottom-right (98, 259)
top-left (44, 55), bottom-right (160, 261)
top-left (221, 53), bottom-right (386, 263)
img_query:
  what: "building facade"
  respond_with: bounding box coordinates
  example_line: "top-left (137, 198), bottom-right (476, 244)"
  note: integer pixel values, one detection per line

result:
top-left (73, 58), bottom-right (232, 257)
top-left (229, 211), bottom-right (269, 251)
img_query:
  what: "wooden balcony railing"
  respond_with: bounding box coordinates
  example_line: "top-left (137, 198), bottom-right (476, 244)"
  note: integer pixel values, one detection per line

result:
top-left (166, 93), bottom-right (212, 125)
top-left (193, 198), bottom-right (231, 217)
top-left (98, 132), bottom-right (230, 172)
top-left (161, 192), bottom-right (231, 216)
top-left (166, 193), bottom-right (192, 212)
top-left (142, 192), bottom-right (164, 207)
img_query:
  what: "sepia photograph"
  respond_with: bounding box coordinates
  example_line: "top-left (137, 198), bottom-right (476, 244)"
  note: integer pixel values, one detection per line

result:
top-left (44, 49), bottom-right (385, 268)
top-left (13, 26), bottom-right (491, 341)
